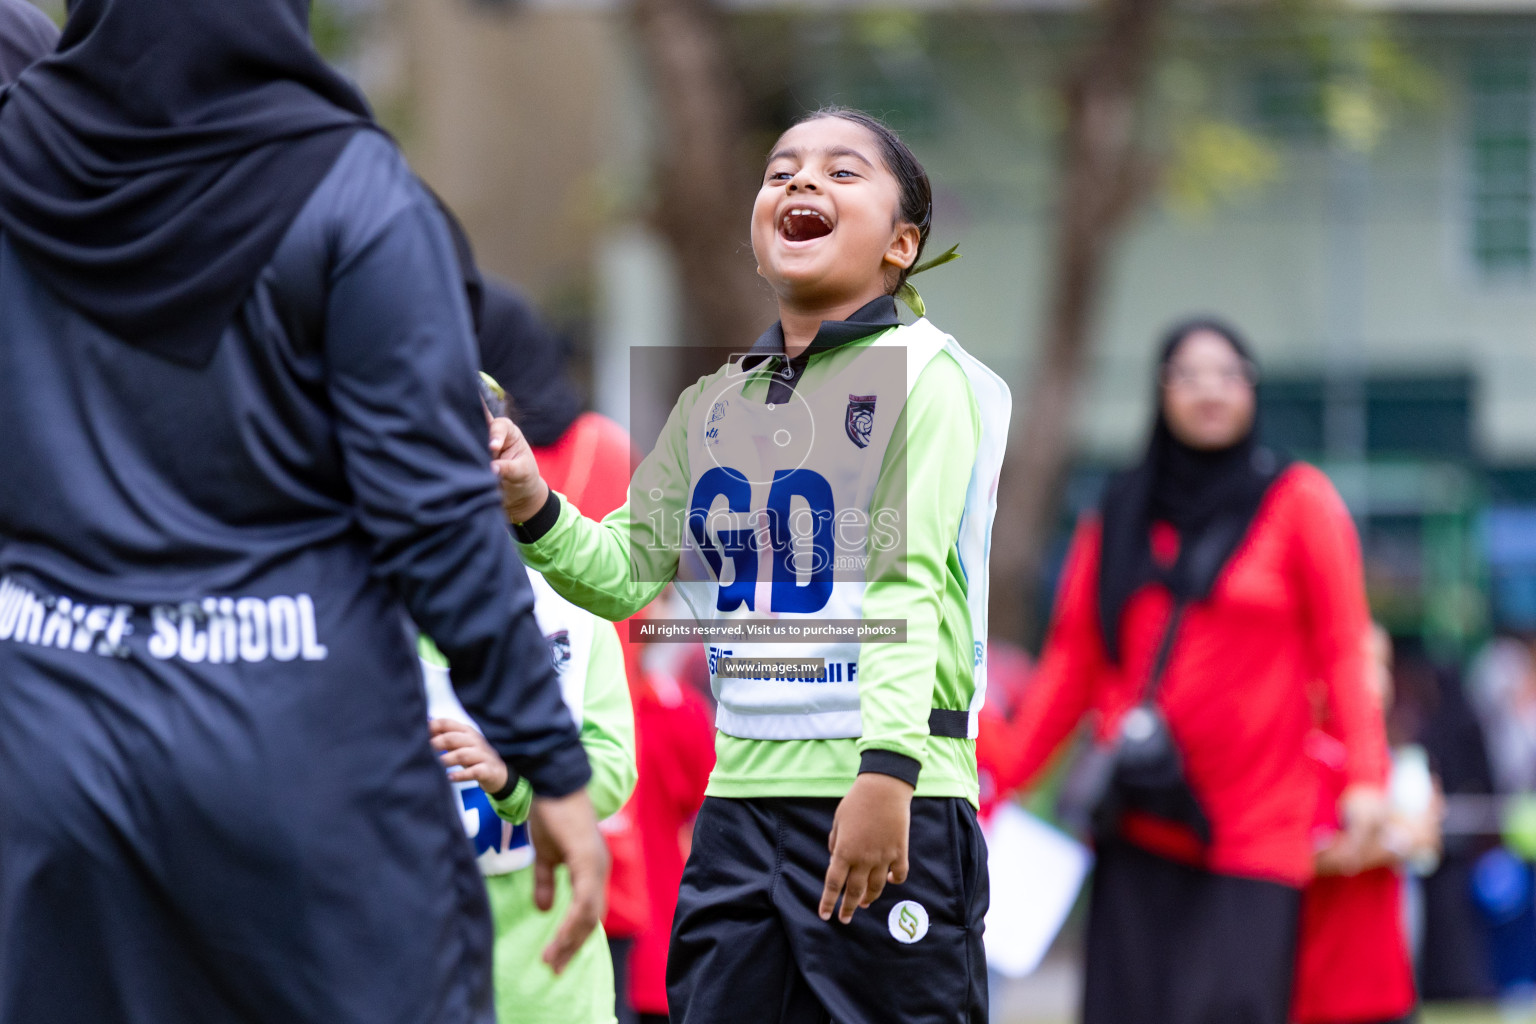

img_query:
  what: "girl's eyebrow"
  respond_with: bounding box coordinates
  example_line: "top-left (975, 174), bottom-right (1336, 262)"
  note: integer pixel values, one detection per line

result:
top-left (823, 146), bottom-right (875, 167)
top-left (765, 145), bottom-right (876, 168)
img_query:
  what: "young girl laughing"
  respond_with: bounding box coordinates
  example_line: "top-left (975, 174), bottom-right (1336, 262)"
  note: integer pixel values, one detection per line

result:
top-left (494, 107), bottom-right (1010, 1024)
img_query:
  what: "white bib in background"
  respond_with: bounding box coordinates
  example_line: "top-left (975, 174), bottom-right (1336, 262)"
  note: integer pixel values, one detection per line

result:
top-left (421, 567), bottom-right (594, 876)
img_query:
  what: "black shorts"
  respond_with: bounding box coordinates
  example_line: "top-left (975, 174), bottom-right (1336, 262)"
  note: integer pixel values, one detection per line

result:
top-left (666, 795), bottom-right (989, 1024)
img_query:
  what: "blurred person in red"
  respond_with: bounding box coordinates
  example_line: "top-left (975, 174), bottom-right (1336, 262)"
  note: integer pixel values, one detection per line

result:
top-left (477, 280), bottom-right (652, 1018)
top-left (1292, 624), bottom-right (1442, 1024)
top-left (976, 641), bottom-right (1037, 822)
top-left (979, 318), bottom-right (1390, 1024)
top-left (629, 631), bottom-right (716, 1024)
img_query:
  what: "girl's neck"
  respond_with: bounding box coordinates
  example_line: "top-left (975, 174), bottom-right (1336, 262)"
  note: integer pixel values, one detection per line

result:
top-left (778, 287), bottom-right (890, 358)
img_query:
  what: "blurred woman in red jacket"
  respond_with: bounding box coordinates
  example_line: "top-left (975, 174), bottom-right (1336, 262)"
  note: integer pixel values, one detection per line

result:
top-left (979, 318), bottom-right (1390, 1024)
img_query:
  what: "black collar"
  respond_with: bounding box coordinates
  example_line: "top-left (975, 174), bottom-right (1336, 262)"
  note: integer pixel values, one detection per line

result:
top-left (741, 295), bottom-right (900, 371)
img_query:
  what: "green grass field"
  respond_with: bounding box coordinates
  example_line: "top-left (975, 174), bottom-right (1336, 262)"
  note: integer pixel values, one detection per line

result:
top-left (1424, 1007), bottom-right (1532, 1024)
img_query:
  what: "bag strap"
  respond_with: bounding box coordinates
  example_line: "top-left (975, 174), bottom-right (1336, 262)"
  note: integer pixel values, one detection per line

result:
top-left (1139, 599), bottom-right (1186, 706)
top-left (1136, 520), bottom-right (1230, 705)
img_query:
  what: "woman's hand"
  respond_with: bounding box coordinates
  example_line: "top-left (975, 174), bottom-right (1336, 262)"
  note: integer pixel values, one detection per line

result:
top-left (528, 789), bottom-right (610, 974)
top-left (1339, 784), bottom-right (1390, 854)
top-left (429, 717), bottom-right (509, 795)
top-left (488, 414), bottom-right (550, 525)
top-left (819, 772), bottom-right (913, 924)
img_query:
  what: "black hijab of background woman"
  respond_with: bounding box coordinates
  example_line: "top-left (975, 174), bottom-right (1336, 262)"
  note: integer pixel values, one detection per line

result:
top-left (1097, 318), bottom-right (1292, 663)
top-left (0, 0), bottom-right (374, 367)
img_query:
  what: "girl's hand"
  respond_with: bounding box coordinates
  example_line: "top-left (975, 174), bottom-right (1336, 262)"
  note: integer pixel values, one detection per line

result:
top-left (430, 717), bottom-right (510, 795)
top-left (819, 772), bottom-right (913, 924)
top-left (487, 414), bottom-right (550, 525)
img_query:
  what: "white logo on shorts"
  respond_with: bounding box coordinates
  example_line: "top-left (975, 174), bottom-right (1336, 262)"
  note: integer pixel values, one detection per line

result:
top-left (888, 900), bottom-right (929, 944)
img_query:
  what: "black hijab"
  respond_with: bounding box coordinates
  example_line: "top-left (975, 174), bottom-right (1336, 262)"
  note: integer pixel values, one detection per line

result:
top-left (0, 0), bottom-right (56, 84)
top-left (476, 279), bottom-right (583, 448)
top-left (1097, 318), bottom-right (1291, 663)
top-left (0, 0), bottom-right (374, 367)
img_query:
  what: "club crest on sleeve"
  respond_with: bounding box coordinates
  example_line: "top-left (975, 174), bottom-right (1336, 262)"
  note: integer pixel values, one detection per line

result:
top-left (547, 630), bottom-right (572, 672)
top-left (845, 394), bottom-right (876, 449)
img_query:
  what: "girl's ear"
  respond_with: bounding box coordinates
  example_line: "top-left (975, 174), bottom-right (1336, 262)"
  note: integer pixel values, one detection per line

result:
top-left (883, 222), bottom-right (922, 273)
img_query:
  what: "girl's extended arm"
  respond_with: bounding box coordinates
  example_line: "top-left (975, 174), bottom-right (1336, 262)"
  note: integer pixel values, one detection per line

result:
top-left (499, 380), bottom-right (709, 621)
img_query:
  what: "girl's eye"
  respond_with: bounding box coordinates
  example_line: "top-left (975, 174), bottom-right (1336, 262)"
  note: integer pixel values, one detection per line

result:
top-left (830, 169), bottom-right (858, 179)
top-left (768, 171), bottom-right (794, 182)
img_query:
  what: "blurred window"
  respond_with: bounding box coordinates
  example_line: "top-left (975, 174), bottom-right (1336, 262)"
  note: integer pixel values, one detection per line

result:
top-left (1259, 374), bottom-right (1473, 459)
top-left (1249, 65), bottom-right (1327, 140)
top-left (1468, 43), bottom-right (1535, 275)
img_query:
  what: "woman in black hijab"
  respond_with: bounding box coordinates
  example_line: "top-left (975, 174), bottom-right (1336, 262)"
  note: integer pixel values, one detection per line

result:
top-left (0, 3), bottom-right (606, 1022)
top-left (0, 0), bottom-right (55, 84)
top-left (980, 319), bottom-right (1391, 1024)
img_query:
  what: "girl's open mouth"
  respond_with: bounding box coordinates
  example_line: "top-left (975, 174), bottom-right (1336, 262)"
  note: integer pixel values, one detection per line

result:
top-left (779, 208), bottom-right (833, 243)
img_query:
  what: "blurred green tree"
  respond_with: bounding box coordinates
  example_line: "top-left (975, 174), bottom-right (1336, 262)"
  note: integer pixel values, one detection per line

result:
top-left (992, 1), bottom-right (1440, 645)
top-left (630, 0), bottom-right (777, 347)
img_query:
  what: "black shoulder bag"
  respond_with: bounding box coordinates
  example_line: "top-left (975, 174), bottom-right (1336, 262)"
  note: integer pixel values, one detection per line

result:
top-left (1055, 599), bottom-right (1211, 845)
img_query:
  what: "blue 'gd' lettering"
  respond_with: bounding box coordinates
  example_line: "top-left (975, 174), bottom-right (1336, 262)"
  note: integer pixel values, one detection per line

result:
top-left (689, 467), bottom-right (758, 611)
top-left (766, 469), bottom-right (834, 613)
top-left (459, 785), bottom-right (502, 856)
top-left (689, 467), bottom-right (835, 614)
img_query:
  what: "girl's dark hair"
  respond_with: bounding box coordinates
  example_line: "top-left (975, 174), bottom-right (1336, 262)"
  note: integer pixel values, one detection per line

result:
top-left (794, 106), bottom-right (932, 293)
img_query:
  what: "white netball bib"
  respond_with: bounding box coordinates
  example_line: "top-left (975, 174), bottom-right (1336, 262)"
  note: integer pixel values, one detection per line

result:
top-left (675, 319), bottom-right (1011, 741)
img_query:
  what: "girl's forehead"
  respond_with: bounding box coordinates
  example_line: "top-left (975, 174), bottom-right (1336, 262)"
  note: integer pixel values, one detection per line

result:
top-left (769, 117), bottom-right (883, 162)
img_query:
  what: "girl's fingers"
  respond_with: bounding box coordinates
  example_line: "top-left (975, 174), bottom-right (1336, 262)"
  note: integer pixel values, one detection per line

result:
top-left (860, 864), bottom-right (886, 908)
top-left (430, 730), bottom-right (479, 752)
top-left (838, 868), bottom-right (869, 924)
top-left (437, 748), bottom-right (486, 769)
top-left (819, 855), bottom-right (849, 922)
top-left (488, 417), bottom-right (511, 455)
top-left (889, 850), bottom-right (910, 886)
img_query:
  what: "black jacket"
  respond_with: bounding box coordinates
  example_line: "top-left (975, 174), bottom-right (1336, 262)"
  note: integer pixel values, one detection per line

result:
top-left (0, 130), bottom-right (588, 797)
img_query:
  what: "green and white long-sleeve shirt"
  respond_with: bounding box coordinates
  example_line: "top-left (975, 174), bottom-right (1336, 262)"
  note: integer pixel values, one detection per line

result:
top-left (515, 297), bottom-right (1009, 806)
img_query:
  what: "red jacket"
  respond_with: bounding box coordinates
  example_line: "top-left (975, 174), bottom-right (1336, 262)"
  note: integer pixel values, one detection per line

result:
top-left (978, 464), bottom-right (1388, 886)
